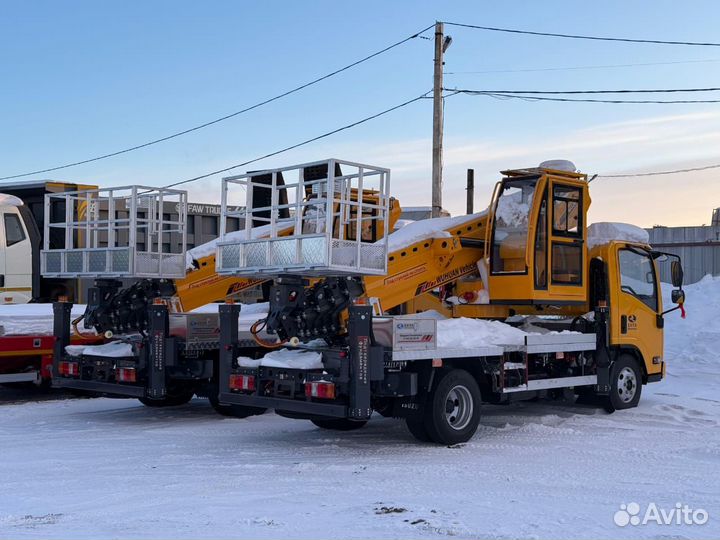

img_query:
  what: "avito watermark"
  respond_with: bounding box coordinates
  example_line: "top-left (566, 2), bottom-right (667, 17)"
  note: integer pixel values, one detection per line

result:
top-left (614, 502), bottom-right (709, 527)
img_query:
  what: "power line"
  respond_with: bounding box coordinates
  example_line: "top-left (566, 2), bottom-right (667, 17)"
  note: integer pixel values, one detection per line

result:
top-left (164, 93), bottom-right (431, 189)
top-left (447, 87), bottom-right (720, 95)
top-left (0, 24), bottom-right (434, 182)
top-left (598, 163), bottom-right (720, 178)
top-left (442, 21), bottom-right (720, 47)
top-left (445, 58), bottom-right (720, 75)
top-left (451, 90), bottom-right (720, 104)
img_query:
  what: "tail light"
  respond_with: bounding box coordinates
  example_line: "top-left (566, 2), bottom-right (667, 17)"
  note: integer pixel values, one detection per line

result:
top-left (115, 367), bottom-right (137, 383)
top-left (58, 361), bottom-right (79, 377)
top-left (229, 374), bottom-right (255, 392)
top-left (305, 381), bottom-right (336, 399)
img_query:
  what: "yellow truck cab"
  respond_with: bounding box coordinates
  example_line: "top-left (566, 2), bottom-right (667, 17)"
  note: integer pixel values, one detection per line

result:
top-left (591, 238), bottom-right (682, 385)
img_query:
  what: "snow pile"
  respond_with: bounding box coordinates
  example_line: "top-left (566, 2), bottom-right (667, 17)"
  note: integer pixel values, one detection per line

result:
top-left (436, 317), bottom-right (528, 347)
top-left (66, 341), bottom-right (134, 358)
top-left (190, 302), bottom-right (269, 316)
top-left (392, 218), bottom-right (414, 231)
top-left (237, 348), bottom-right (323, 370)
top-left (0, 304), bottom-right (92, 336)
top-left (379, 211), bottom-right (486, 252)
top-left (495, 190), bottom-right (533, 229)
top-left (539, 159), bottom-right (577, 172)
top-left (662, 274), bottom-right (718, 366)
top-left (0, 193), bottom-right (23, 207)
top-left (587, 222), bottom-right (649, 249)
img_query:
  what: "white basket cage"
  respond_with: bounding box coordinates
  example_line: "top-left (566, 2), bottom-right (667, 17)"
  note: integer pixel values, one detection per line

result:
top-left (40, 185), bottom-right (188, 279)
top-left (216, 158), bottom-right (391, 277)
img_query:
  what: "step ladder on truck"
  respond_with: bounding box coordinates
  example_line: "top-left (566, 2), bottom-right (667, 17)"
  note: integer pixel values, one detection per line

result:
top-left (214, 159), bottom-right (687, 444)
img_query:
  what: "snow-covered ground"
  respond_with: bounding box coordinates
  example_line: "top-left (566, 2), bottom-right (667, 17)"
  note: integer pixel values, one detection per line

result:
top-left (0, 279), bottom-right (719, 539)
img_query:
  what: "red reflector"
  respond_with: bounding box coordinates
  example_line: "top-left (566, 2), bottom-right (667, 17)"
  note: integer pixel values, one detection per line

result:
top-left (229, 374), bottom-right (255, 391)
top-left (115, 367), bottom-right (137, 382)
top-left (305, 381), bottom-right (336, 399)
top-left (58, 361), bottom-right (79, 377)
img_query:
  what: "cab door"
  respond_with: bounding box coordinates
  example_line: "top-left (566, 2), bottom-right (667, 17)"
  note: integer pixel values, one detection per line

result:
top-left (545, 181), bottom-right (587, 303)
top-left (0, 209), bottom-right (33, 303)
top-left (610, 245), bottom-right (664, 376)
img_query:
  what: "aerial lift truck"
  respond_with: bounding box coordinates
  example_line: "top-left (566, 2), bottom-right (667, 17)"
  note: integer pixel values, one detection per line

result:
top-left (212, 159), bottom-right (686, 444)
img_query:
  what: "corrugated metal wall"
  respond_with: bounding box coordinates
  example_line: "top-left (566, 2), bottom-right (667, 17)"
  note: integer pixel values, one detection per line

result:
top-left (646, 226), bottom-right (720, 284)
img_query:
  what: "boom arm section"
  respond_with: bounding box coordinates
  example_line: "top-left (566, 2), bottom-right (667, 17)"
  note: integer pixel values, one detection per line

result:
top-left (262, 211), bottom-right (489, 344)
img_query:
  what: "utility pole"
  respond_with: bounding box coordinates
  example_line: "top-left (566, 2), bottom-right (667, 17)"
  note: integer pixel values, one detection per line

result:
top-left (466, 169), bottom-right (474, 215)
top-left (431, 21), bottom-right (445, 218)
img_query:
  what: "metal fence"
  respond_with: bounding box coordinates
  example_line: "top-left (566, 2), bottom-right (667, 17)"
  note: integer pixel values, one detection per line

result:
top-left (647, 225), bottom-right (720, 285)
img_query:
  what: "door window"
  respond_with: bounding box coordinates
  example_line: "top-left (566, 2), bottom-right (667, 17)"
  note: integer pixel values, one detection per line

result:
top-left (552, 185), bottom-right (581, 236)
top-left (551, 243), bottom-right (582, 284)
top-left (619, 248), bottom-right (658, 311)
top-left (491, 177), bottom-right (536, 274)
top-left (4, 214), bottom-right (26, 247)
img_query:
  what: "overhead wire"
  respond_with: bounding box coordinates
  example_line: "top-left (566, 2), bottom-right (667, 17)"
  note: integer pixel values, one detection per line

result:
top-left (442, 21), bottom-right (720, 47)
top-left (448, 88), bottom-right (720, 104)
top-left (444, 58), bottom-right (720, 75)
top-left (597, 163), bottom-right (720, 178)
top-left (163, 92), bottom-right (432, 189)
top-left (0, 24), bottom-right (434, 182)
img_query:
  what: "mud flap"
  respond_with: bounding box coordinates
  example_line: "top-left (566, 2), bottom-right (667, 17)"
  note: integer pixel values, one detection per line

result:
top-left (147, 304), bottom-right (169, 399)
top-left (348, 305), bottom-right (373, 420)
top-left (594, 304), bottom-right (611, 396)
top-left (52, 300), bottom-right (72, 382)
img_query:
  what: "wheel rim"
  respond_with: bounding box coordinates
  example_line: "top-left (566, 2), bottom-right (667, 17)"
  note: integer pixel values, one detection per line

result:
top-left (444, 385), bottom-right (474, 431)
top-left (617, 366), bottom-right (637, 403)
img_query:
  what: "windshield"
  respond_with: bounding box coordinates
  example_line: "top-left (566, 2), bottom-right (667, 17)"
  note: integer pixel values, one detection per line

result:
top-left (619, 248), bottom-right (658, 311)
top-left (491, 177), bottom-right (537, 274)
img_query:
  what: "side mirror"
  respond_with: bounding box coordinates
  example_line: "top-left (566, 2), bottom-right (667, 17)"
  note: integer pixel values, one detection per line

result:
top-left (671, 289), bottom-right (685, 305)
top-left (671, 260), bottom-right (684, 288)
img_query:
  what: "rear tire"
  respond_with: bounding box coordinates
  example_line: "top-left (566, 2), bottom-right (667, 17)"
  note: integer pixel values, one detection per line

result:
top-left (311, 418), bottom-right (367, 431)
top-left (604, 355), bottom-right (642, 412)
top-left (405, 417), bottom-right (432, 442)
top-left (139, 389), bottom-right (194, 407)
top-left (209, 394), bottom-right (266, 418)
top-left (423, 369), bottom-right (481, 445)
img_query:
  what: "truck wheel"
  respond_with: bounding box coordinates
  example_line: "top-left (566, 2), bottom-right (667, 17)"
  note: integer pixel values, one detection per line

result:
top-left (139, 389), bottom-right (194, 407)
top-left (311, 418), bottom-right (368, 431)
top-left (405, 418), bottom-right (432, 442)
top-left (208, 395), bottom-right (266, 418)
top-left (423, 369), bottom-right (481, 445)
top-left (605, 355), bottom-right (642, 412)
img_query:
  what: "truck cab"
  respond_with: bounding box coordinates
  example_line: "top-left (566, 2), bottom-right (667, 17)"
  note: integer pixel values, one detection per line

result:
top-left (0, 194), bottom-right (36, 304)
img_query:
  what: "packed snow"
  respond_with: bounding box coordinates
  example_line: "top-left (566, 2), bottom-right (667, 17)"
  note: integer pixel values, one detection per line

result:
top-left (65, 341), bottom-right (134, 358)
top-left (0, 304), bottom-right (92, 336)
top-left (436, 317), bottom-right (529, 347)
top-left (0, 277), bottom-right (718, 539)
top-left (0, 193), bottom-right (24, 207)
top-left (380, 212), bottom-right (486, 252)
top-left (587, 222), bottom-right (650, 249)
top-left (237, 349), bottom-right (323, 370)
top-left (494, 188), bottom-right (533, 229)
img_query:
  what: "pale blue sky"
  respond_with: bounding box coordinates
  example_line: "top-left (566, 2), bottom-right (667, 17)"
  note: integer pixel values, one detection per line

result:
top-left (2, 0), bottom-right (720, 225)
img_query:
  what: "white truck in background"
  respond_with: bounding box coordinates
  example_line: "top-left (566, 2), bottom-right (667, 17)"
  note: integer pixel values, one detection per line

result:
top-left (0, 180), bottom-right (101, 305)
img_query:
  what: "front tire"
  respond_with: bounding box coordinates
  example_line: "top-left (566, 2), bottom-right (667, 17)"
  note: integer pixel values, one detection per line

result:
top-left (605, 355), bottom-right (642, 412)
top-left (311, 418), bottom-right (367, 431)
top-left (423, 368), bottom-right (481, 445)
top-left (405, 418), bottom-right (432, 442)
